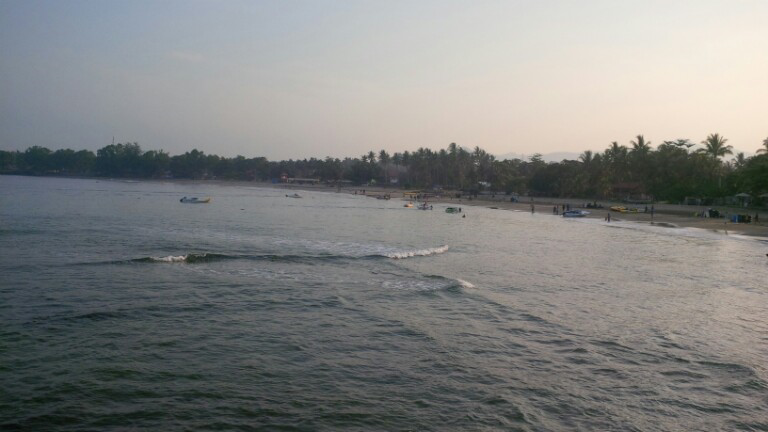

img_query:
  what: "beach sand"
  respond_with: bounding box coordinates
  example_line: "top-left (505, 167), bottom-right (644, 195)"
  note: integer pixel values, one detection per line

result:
top-left (431, 194), bottom-right (768, 238)
top-left (304, 184), bottom-right (767, 238)
top-left (167, 179), bottom-right (768, 239)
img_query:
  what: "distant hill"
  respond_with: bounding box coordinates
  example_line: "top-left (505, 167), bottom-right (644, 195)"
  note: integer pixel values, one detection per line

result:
top-left (496, 151), bottom-right (581, 163)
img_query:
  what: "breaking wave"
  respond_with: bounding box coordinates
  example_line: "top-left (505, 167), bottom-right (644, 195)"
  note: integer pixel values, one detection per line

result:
top-left (380, 245), bottom-right (449, 259)
top-left (381, 274), bottom-right (473, 293)
top-left (456, 279), bottom-right (475, 288)
top-left (90, 245), bottom-right (450, 265)
top-left (130, 253), bottom-right (236, 264)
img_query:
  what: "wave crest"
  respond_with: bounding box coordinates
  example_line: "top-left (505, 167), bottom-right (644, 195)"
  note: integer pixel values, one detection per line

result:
top-left (93, 245), bottom-right (450, 266)
top-left (456, 279), bottom-right (475, 288)
top-left (383, 245), bottom-right (449, 259)
top-left (131, 253), bottom-right (233, 264)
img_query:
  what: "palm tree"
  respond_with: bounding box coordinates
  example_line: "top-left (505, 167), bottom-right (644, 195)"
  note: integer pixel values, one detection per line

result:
top-left (579, 150), bottom-right (593, 165)
top-left (699, 133), bottom-right (732, 189)
top-left (604, 141), bottom-right (628, 184)
top-left (733, 152), bottom-right (747, 169)
top-left (629, 135), bottom-right (653, 183)
top-left (699, 133), bottom-right (732, 160)
top-left (378, 150), bottom-right (390, 184)
top-left (629, 135), bottom-right (652, 155)
top-left (757, 137), bottom-right (768, 153)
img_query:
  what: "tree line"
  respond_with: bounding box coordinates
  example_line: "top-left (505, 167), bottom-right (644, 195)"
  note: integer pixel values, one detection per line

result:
top-left (2, 135), bottom-right (767, 203)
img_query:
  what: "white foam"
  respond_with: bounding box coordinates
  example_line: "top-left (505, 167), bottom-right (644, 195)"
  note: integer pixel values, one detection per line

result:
top-left (382, 279), bottom-right (444, 291)
top-left (152, 255), bottom-right (188, 262)
top-left (456, 279), bottom-right (475, 288)
top-left (385, 245), bottom-right (449, 259)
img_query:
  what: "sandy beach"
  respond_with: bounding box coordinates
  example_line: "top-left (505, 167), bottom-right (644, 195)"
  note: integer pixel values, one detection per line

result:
top-left (262, 181), bottom-right (768, 239)
top-left (149, 177), bottom-right (767, 239)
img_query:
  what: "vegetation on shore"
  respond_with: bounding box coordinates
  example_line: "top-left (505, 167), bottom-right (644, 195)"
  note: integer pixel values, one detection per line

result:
top-left (2, 135), bottom-right (767, 204)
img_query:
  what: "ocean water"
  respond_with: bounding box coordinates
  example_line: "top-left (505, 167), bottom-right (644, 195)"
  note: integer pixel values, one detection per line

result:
top-left (1, 175), bottom-right (767, 431)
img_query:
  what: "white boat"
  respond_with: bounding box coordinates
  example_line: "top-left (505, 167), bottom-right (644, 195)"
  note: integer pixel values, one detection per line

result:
top-left (285, 193), bottom-right (302, 198)
top-left (180, 196), bottom-right (211, 204)
top-left (417, 202), bottom-right (433, 210)
top-left (562, 210), bottom-right (590, 217)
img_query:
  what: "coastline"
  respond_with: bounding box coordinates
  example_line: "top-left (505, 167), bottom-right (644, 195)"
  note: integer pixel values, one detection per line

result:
top-left (7, 174), bottom-right (767, 239)
top-left (250, 180), bottom-right (768, 239)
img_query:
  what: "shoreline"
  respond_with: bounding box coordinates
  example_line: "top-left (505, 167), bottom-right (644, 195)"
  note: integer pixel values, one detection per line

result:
top-left (257, 181), bottom-right (768, 239)
top-left (7, 174), bottom-right (767, 238)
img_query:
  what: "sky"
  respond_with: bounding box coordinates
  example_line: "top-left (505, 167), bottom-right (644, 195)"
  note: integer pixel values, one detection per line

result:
top-left (1, 0), bottom-right (767, 161)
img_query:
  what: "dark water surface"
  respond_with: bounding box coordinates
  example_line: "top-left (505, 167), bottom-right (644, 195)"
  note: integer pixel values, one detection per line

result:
top-left (1, 176), bottom-right (767, 431)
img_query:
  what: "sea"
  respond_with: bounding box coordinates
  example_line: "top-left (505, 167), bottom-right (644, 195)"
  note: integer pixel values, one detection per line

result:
top-left (1, 175), bottom-right (767, 431)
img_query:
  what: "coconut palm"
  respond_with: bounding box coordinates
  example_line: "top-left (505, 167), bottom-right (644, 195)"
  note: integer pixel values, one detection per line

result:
top-left (698, 133), bottom-right (732, 190)
top-left (699, 133), bottom-right (732, 161)
top-left (629, 135), bottom-right (652, 155)
top-left (757, 137), bottom-right (768, 153)
top-left (733, 152), bottom-right (747, 169)
top-left (579, 150), bottom-right (593, 165)
top-left (379, 150), bottom-right (390, 184)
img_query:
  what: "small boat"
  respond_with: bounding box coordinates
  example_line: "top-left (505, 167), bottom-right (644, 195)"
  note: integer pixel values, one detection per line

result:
top-left (445, 207), bottom-right (461, 214)
top-left (562, 209), bottom-right (590, 218)
top-left (610, 206), bottom-right (638, 213)
top-left (180, 196), bottom-right (211, 204)
top-left (285, 193), bottom-right (302, 198)
top-left (404, 202), bottom-right (414, 208)
top-left (417, 202), bottom-right (433, 210)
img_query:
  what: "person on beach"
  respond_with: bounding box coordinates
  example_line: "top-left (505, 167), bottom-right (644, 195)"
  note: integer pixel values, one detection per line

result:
top-left (605, 212), bottom-right (611, 222)
top-left (531, 204), bottom-right (535, 213)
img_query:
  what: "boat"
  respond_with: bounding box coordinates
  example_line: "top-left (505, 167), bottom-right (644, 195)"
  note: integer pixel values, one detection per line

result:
top-left (404, 202), bottom-right (414, 208)
top-left (417, 202), bottom-right (433, 210)
top-left (285, 193), bottom-right (302, 198)
top-left (562, 209), bottom-right (590, 217)
top-left (445, 207), bottom-right (461, 214)
top-left (180, 196), bottom-right (211, 204)
top-left (609, 206), bottom-right (638, 213)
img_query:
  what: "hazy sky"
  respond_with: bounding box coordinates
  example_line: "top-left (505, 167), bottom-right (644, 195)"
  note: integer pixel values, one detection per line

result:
top-left (2, 0), bottom-right (767, 160)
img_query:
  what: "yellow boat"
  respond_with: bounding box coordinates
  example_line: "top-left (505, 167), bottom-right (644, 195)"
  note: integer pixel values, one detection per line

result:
top-left (609, 205), bottom-right (638, 213)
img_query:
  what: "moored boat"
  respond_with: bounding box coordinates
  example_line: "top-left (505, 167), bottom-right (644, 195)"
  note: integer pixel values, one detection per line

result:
top-left (562, 209), bottom-right (590, 217)
top-left (180, 196), bottom-right (211, 204)
top-left (610, 206), bottom-right (638, 213)
top-left (285, 193), bottom-right (302, 198)
top-left (445, 207), bottom-right (461, 214)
